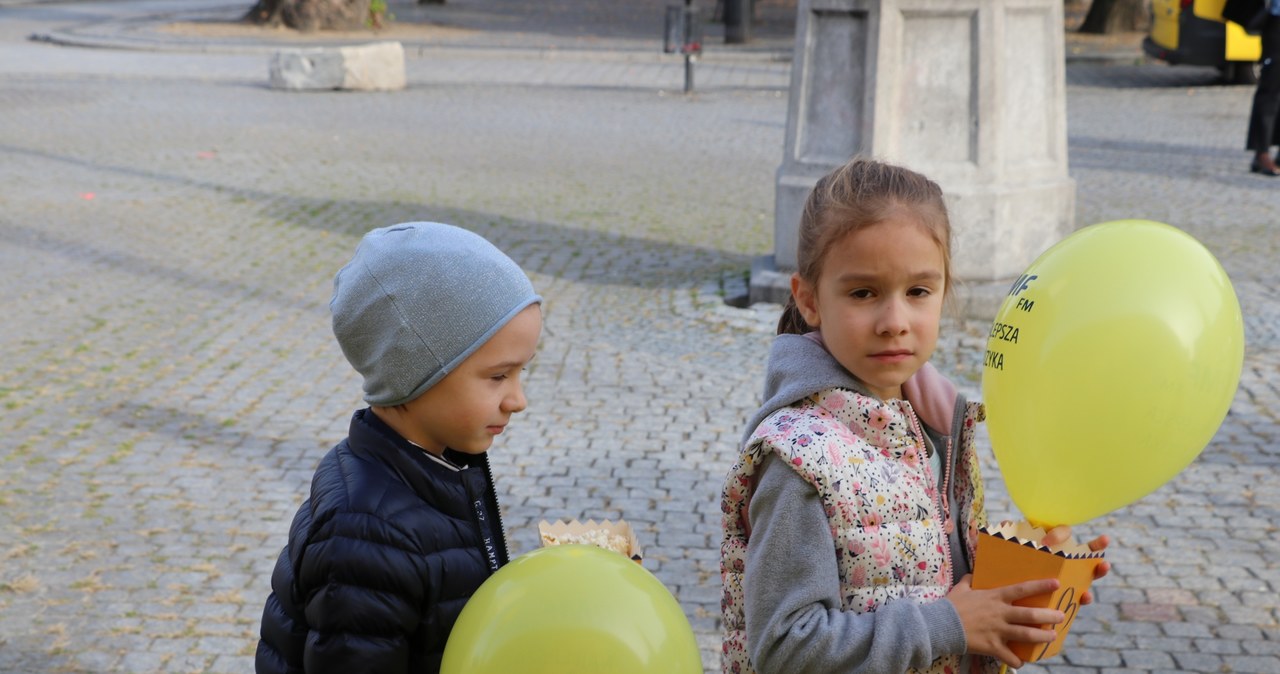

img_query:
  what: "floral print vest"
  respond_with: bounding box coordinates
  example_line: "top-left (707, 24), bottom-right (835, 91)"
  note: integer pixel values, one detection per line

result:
top-left (720, 387), bottom-right (995, 674)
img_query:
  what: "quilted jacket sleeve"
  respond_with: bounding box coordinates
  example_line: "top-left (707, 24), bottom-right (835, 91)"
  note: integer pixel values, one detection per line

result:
top-left (296, 510), bottom-right (428, 673)
top-left (257, 475), bottom-right (433, 674)
top-left (257, 542), bottom-right (308, 674)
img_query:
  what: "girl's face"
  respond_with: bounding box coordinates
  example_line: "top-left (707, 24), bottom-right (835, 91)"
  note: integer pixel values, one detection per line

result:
top-left (792, 215), bottom-right (946, 401)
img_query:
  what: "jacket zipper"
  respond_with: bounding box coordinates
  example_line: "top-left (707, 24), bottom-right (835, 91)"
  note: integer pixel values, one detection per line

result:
top-left (904, 403), bottom-right (953, 585)
top-left (480, 455), bottom-right (511, 567)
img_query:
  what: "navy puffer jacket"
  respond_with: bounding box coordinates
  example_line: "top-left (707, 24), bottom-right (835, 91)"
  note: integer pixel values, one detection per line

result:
top-left (256, 408), bottom-right (509, 674)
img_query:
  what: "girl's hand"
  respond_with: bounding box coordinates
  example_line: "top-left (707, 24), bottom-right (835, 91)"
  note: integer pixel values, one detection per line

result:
top-left (1040, 525), bottom-right (1112, 605)
top-left (947, 574), bottom-right (1065, 668)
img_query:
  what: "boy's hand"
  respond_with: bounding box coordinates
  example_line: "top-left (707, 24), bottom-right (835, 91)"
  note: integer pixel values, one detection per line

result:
top-left (947, 575), bottom-right (1065, 668)
top-left (1040, 525), bottom-right (1112, 605)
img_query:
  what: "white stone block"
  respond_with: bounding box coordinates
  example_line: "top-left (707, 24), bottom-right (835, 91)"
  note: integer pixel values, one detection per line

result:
top-left (338, 42), bottom-right (407, 91)
top-left (269, 41), bottom-right (406, 91)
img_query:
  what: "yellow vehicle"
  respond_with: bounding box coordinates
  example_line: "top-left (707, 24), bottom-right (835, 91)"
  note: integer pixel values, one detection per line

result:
top-left (1144, 0), bottom-right (1263, 83)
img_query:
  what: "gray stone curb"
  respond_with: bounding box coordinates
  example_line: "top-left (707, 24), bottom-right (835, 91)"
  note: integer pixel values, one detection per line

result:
top-left (26, 3), bottom-right (793, 64)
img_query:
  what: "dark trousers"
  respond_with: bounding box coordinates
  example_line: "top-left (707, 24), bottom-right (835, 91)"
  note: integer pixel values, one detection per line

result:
top-left (1247, 14), bottom-right (1280, 151)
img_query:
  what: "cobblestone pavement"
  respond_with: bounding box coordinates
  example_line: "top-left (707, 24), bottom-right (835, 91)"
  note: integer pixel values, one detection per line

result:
top-left (1, 1), bottom-right (1277, 673)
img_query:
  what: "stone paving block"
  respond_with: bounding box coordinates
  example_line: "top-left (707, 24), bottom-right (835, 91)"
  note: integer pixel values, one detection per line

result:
top-left (659, 531), bottom-right (713, 548)
top-left (619, 507), bottom-right (664, 525)
top-left (1122, 648), bottom-right (1177, 669)
top-left (1029, 665), bottom-right (1095, 674)
top-left (1063, 648), bottom-right (1124, 667)
top-left (149, 633), bottom-right (199, 654)
top-left (1222, 605), bottom-right (1276, 625)
top-left (522, 495), bottom-right (569, 511)
top-left (1176, 574), bottom-right (1226, 591)
top-left (1173, 651), bottom-right (1226, 671)
top-left (1131, 635), bottom-right (1191, 653)
top-left (609, 497), bottom-right (657, 514)
top-left (1179, 605), bottom-right (1227, 624)
top-left (1243, 638), bottom-right (1280, 655)
top-left (118, 651), bottom-right (168, 672)
top-left (1126, 573), bottom-right (1183, 589)
top-left (1105, 587), bottom-right (1147, 604)
top-left (1197, 589), bottom-right (1242, 607)
top-left (1223, 575), bottom-right (1271, 592)
top-left (1161, 621), bottom-right (1213, 638)
top-left (194, 634), bottom-right (252, 656)
top-left (1194, 636), bottom-right (1244, 654)
top-left (1145, 587), bottom-right (1199, 605)
top-left (1077, 632), bottom-right (1135, 650)
top-left (1110, 620), bottom-right (1165, 637)
top-left (688, 614), bottom-right (720, 633)
top-left (1120, 602), bottom-right (1181, 622)
top-left (1239, 590), bottom-right (1279, 607)
top-left (1224, 654), bottom-right (1280, 673)
top-left (683, 546), bottom-right (720, 563)
top-left (165, 653), bottom-right (218, 673)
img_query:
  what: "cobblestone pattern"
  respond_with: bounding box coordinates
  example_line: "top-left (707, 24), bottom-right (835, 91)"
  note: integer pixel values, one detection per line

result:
top-left (0, 5), bottom-right (1277, 673)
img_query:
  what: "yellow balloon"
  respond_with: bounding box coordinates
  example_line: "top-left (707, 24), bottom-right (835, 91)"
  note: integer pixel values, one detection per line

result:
top-left (440, 545), bottom-right (702, 674)
top-left (981, 220), bottom-right (1243, 527)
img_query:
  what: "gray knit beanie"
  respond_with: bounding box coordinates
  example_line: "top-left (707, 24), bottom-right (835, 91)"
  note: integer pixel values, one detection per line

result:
top-left (330, 222), bottom-right (542, 407)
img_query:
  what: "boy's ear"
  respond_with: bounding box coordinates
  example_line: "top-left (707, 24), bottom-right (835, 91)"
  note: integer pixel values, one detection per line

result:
top-left (791, 273), bottom-right (821, 329)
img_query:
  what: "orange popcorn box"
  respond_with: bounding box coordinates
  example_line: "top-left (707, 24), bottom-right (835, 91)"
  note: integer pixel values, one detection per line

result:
top-left (537, 518), bottom-right (643, 564)
top-left (970, 521), bottom-right (1104, 663)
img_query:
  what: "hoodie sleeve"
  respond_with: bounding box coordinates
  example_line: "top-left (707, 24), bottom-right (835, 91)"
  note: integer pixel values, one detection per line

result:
top-left (745, 453), bottom-right (968, 674)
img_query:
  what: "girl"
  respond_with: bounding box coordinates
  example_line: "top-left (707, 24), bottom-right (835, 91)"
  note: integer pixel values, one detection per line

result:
top-left (720, 157), bottom-right (1108, 674)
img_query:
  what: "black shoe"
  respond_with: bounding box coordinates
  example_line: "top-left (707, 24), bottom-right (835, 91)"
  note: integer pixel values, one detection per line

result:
top-left (1250, 159), bottom-right (1280, 176)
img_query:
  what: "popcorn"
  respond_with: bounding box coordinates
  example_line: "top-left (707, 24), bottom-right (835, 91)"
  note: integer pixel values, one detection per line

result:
top-left (539, 528), bottom-right (631, 555)
top-left (537, 519), bottom-right (642, 562)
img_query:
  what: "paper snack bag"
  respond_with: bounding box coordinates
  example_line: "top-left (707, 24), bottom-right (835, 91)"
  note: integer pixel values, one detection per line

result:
top-left (971, 521), bottom-right (1104, 662)
top-left (538, 518), bottom-right (643, 564)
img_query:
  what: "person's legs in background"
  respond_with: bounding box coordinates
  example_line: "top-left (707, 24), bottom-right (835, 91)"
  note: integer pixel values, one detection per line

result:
top-left (1246, 16), bottom-right (1280, 175)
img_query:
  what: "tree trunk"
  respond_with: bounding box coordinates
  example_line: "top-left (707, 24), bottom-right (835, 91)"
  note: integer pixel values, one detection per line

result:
top-left (243, 0), bottom-right (283, 25)
top-left (244, 0), bottom-right (372, 31)
top-left (1078, 0), bottom-right (1148, 34)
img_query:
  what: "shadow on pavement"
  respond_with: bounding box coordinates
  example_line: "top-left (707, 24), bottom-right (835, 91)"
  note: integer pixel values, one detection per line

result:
top-left (1067, 63), bottom-right (1237, 89)
top-left (0, 142), bottom-right (754, 294)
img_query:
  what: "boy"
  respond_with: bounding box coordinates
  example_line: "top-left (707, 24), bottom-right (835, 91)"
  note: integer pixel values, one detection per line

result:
top-left (256, 222), bottom-right (542, 674)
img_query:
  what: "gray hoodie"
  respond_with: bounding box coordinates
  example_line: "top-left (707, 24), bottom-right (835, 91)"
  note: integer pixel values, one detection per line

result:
top-left (742, 333), bottom-right (975, 674)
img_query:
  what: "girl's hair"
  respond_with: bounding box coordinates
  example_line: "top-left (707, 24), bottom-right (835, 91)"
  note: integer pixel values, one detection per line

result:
top-left (777, 156), bottom-right (953, 335)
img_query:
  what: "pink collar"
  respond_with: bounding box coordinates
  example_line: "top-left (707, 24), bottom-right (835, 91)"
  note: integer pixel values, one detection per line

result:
top-left (806, 331), bottom-right (956, 433)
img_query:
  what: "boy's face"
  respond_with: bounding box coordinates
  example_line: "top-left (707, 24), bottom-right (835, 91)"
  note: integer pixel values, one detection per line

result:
top-left (395, 304), bottom-right (542, 456)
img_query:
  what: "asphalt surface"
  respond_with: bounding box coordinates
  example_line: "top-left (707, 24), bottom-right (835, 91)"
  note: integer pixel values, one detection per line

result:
top-left (0, 1), bottom-right (1277, 673)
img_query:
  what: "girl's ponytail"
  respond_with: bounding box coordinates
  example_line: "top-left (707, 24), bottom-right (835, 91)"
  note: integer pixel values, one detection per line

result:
top-left (776, 297), bottom-right (811, 335)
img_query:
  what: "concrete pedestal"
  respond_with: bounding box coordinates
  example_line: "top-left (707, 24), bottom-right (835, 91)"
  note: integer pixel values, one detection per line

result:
top-left (753, 0), bottom-right (1076, 319)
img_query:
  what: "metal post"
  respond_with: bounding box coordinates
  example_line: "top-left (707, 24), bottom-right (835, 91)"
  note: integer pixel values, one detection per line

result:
top-left (684, 0), bottom-right (695, 93)
top-left (665, 0), bottom-right (700, 94)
